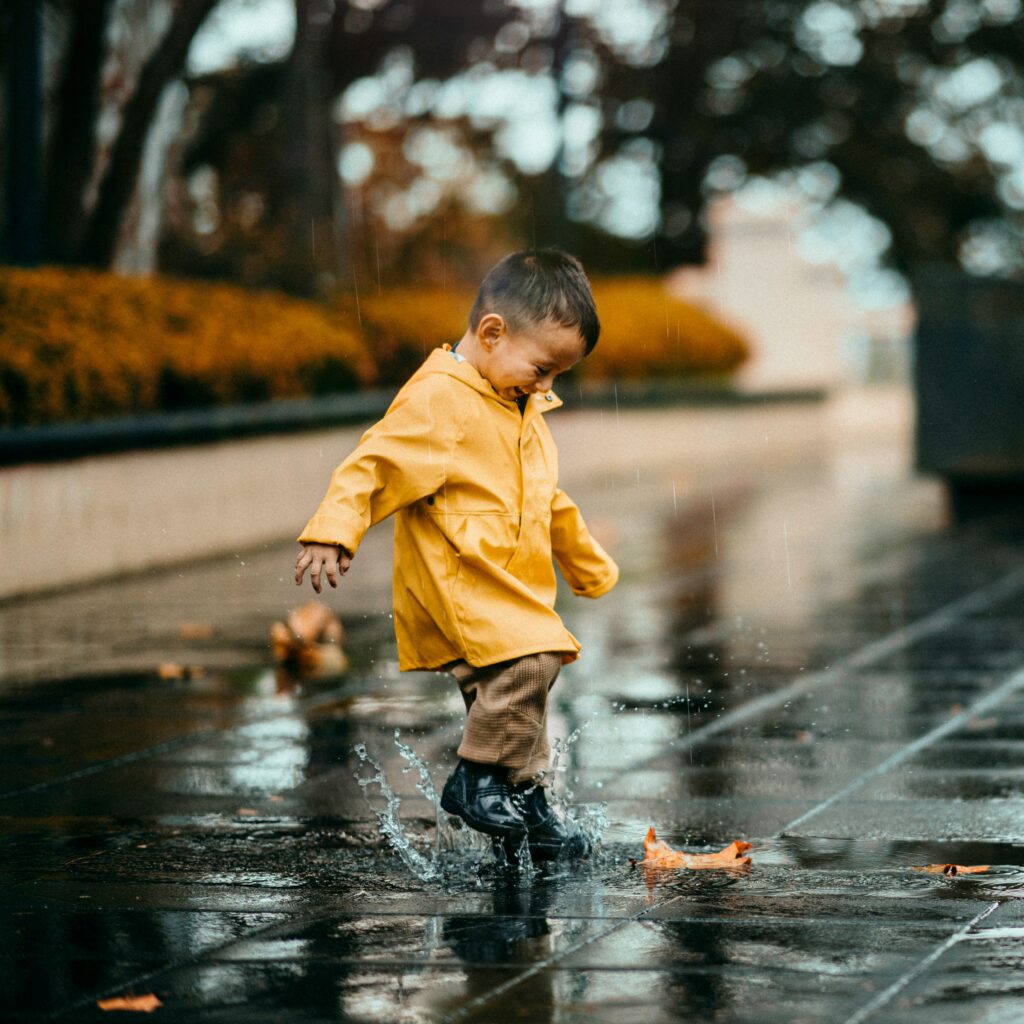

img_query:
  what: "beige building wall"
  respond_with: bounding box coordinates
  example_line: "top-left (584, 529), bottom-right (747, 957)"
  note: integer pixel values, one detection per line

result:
top-left (669, 194), bottom-right (915, 391)
top-left (0, 426), bottom-right (365, 601)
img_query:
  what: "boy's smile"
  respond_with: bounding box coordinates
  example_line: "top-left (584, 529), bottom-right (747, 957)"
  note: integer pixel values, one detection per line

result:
top-left (456, 315), bottom-right (586, 403)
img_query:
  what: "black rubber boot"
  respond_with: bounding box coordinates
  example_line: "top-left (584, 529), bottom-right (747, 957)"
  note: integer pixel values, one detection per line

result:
top-left (440, 759), bottom-right (528, 839)
top-left (512, 783), bottom-right (591, 861)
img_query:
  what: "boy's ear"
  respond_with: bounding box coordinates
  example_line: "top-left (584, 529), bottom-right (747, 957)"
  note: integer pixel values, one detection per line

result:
top-left (477, 313), bottom-right (506, 351)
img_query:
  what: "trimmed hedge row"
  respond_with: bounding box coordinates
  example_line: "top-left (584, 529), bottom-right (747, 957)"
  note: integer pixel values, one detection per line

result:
top-left (0, 267), bottom-right (749, 428)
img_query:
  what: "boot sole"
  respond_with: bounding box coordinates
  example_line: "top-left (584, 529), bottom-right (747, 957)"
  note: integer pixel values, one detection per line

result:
top-left (440, 791), bottom-right (527, 839)
top-left (529, 835), bottom-right (591, 861)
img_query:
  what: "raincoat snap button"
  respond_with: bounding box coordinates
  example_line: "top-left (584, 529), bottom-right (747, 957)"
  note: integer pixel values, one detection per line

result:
top-left (544, 393), bottom-right (553, 401)
top-left (426, 495), bottom-right (435, 505)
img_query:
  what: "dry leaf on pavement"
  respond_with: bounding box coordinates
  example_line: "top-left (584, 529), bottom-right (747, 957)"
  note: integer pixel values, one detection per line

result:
top-left (157, 663), bottom-right (204, 680)
top-left (271, 601), bottom-right (348, 675)
top-left (97, 993), bottom-right (162, 1012)
top-left (911, 863), bottom-right (989, 876)
top-left (178, 622), bottom-right (214, 640)
top-left (641, 826), bottom-right (752, 869)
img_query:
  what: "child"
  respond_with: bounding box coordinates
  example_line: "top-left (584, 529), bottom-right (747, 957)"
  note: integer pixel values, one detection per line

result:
top-left (294, 248), bottom-right (619, 860)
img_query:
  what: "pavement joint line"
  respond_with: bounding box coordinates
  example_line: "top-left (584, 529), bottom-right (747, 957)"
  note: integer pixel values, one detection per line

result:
top-left (839, 900), bottom-right (1002, 1024)
top-left (777, 663), bottom-right (1024, 836)
top-left (0, 668), bottom-right (411, 800)
top-left (49, 908), bottom-right (343, 1021)
top-left (675, 522), bottom-right (994, 647)
top-left (439, 893), bottom-right (686, 1024)
top-left (599, 564), bottom-right (1024, 785)
top-left (0, 527), bottom-right (1003, 803)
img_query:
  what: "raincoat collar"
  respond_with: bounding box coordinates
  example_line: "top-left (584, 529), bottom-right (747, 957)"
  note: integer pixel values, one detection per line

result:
top-left (421, 343), bottom-right (563, 415)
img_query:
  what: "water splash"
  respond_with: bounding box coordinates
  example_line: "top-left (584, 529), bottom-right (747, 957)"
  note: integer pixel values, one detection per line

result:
top-left (353, 728), bottom-right (609, 880)
top-left (394, 729), bottom-right (439, 804)
top-left (353, 741), bottom-right (438, 882)
top-left (524, 722), bottom-right (610, 861)
top-left (392, 729), bottom-right (494, 865)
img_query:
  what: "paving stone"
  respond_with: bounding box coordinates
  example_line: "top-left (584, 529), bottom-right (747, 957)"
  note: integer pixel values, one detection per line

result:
top-left (4, 402), bottom-right (1024, 1021)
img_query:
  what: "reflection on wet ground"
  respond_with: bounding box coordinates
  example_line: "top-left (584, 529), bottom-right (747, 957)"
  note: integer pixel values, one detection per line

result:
top-left (3, 395), bottom-right (1024, 1022)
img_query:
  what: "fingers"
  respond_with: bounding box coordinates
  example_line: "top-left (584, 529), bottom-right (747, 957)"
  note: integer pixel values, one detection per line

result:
top-left (311, 554), bottom-right (329, 592)
top-left (324, 557), bottom-right (339, 590)
top-left (295, 546), bottom-right (349, 592)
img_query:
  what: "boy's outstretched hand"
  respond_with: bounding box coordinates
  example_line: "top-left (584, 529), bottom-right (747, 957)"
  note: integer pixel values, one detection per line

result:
top-left (295, 543), bottom-right (351, 593)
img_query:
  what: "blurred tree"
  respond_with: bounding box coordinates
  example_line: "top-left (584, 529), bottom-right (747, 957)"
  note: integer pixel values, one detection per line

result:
top-left (79, 0), bottom-right (219, 266)
top-left (580, 0), bottom-right (1023, 276)
top-left (161, 0), bottom-right (518, 294)
top-left (43, 0), bottom-right (115, 263)
top-left (2, 0), bottom-right (45, 266)
top-left (12, 0), bottom-right (1024, 295)
top-left (0, 0), bottom-right (220, 268)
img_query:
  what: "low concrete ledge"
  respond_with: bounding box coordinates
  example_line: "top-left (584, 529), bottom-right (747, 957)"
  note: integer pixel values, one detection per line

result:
top-left (0, 423), bottom-right (371, 602)
top-left (559, 379), bottom-right (827, 410)
top-left (0, 380), bottom-right (826, 466)
top-left (0, 389), bottom-right (397, 466)
top-left (0, 380), bottom-right (835, 602)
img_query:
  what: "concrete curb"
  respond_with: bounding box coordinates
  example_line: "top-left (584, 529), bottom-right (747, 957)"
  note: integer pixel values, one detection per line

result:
top-left (0, 382), bottom-right (826, 466)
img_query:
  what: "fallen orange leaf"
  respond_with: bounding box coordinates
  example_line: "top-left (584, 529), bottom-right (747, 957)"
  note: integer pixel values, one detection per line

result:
top-left (641, 827), bottom-right (752, 869)
top-left (287, 601), bottom-right (343, 644)
top-left (967, 716), bottom-right (998, 731)
top-left (271, 601), bottom-right (348, 675)
top-left (911, 863), bottom-right (989, 876)
top-left (178, 622), bottom-right (214, 640)
top-left (97, 993), bottom-right (162, 1012)
top-left (157, 663), bottom-right (204, 681)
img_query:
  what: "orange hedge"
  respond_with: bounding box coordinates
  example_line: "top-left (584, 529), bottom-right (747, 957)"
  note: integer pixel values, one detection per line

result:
top-left (587, 277), bottom-right (749, 380)
top-left (0, 267), bottom-right (375, 427)
top-left (0, 268), bottom-right (748, 428)
top-left (346, 277), bottom-right (749, 384)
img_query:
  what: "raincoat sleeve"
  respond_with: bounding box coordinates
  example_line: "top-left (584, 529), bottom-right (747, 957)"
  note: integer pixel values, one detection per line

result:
top-left (550, 487), bottom-right (619, 598)
top-left (297, 378), bottom-right (463, 556)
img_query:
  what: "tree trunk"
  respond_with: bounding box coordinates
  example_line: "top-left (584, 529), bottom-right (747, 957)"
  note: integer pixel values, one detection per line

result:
top-left (278, 0), bottom-right (346, 297)
top-left (77, 0), bottom-right (218, 267)
top-left (44, 0), bottom-right (113, 262)
top-left (4, 0), bottom-right (44, 265)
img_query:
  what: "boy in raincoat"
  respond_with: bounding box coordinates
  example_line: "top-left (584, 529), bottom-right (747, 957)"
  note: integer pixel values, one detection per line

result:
top-left (294, 249), bottom-right (619, 860)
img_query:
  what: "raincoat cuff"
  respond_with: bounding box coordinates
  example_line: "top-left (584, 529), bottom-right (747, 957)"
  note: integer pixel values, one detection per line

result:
top-left (571, 562), bottom-right (619, 599)
top-left (296, 510), bottom-right (365, 555)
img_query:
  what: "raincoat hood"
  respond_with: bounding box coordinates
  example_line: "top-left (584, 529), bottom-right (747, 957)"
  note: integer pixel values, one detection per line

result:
top-left (416, 343), bottom-right (564, 415)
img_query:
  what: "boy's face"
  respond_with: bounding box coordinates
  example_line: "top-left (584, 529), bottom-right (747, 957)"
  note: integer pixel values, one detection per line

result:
top-left (476, 315), bottom-right (586, 402)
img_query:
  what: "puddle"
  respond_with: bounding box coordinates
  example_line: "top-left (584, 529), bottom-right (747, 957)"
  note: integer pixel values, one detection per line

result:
top-left (352, 728), bottom-right (610, 885)
top-left (337, 751), bottom-right (1024, 904)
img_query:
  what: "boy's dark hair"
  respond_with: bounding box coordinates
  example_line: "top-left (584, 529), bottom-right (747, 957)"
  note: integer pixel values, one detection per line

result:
top-left (469, 248), bottom-right (600, 354)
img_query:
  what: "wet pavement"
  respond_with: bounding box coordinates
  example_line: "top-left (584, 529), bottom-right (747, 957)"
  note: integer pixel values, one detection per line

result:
top-left (4, 391), bottom-right (1024, 1022)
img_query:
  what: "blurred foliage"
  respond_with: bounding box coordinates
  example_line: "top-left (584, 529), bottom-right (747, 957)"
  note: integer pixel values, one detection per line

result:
top-left (0, 266), bottom-right (374, 427)
top-left (0, 267), bottom-right (747, 427)
top-left (345, 276), bottom-right (749, 385)
top-left (12, 0), bottom-right (1024, 294)
top-left (8, 1), bottom-right (1024, 293)
top-left (157, 0), bottom-right (1024, 293)
top-left (586, 277), bottom-right (749, 380)
top-left (592, 0), bottom-right (1024, 276)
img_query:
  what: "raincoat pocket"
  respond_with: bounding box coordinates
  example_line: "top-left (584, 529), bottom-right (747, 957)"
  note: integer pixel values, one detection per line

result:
top-left (435, 511), bottom-right (520, 577)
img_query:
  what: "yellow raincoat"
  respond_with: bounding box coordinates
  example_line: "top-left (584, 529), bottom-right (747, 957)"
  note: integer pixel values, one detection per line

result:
top-left (298, 344), bottom-right (619, 670)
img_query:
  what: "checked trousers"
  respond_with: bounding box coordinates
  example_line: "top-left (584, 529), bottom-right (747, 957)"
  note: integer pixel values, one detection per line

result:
top-left (445, 652), bottom-right (563, 786)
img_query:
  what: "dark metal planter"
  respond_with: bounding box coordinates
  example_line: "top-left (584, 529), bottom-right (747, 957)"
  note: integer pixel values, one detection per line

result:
top-left (913, 263), bottom-right (1024, 508)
